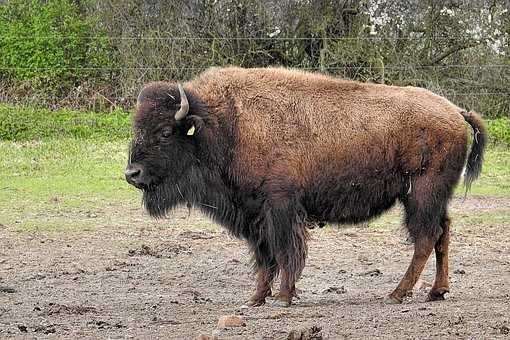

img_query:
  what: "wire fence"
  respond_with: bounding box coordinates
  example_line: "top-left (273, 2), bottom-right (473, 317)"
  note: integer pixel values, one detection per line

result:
top-left (0, 36), bottom-right (505, 40)
top-left (1, 65), bottom-right (509, 70)
top-left (1, 37), bottom-right (508, 113)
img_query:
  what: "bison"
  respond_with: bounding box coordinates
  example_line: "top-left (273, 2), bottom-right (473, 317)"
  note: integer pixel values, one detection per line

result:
top-left (125, 67), bottom-right (486, 307)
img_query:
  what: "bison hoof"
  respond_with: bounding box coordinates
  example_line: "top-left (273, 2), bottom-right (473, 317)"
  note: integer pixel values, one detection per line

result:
top-left (427, 288), bottom-right (449, 302)
top-left (383, 294), bottom-right (403, 305)
top-left (242, 298), bottom-right (266, 308)
top-left (272, 295), bottom-right (292, 308)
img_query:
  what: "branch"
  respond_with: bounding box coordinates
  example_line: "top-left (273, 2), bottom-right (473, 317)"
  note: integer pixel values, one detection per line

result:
top-left (422, 41), bottom-right (481, 66)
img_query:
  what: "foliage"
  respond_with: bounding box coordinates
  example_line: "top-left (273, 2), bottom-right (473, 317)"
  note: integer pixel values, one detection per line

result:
top-left (0, 105), bottom-right (131, 141)
top-left (0, 0), bottom-right (508, 119)
top-left (488, 117), bottom-right (510, 146)
top-left (88, 0), bottom-right (509, 118)
top-left (0, 0), bottom-right (112, 98)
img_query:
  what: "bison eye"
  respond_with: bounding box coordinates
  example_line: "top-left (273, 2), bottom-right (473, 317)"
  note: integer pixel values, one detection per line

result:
top-left (161, 128), bottom-right (173, 140)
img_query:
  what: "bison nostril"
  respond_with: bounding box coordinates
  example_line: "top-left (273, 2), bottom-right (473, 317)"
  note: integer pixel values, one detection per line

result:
top-left (125, 165), bottom-right (143, 184)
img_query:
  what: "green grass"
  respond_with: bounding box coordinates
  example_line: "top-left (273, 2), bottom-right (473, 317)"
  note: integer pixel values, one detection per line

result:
top-left (0, 104), bottom-right (131, 141)
top-left (455, 147), bottom-right (510, 196)
top-left (0, 139), bottom-right (138, 232)
top-left (1, 104), bottom-right (509, 145)
top-left (0, 138), bottom-right (508, 232)
top-left (366, 208), bottom-right (510, 230)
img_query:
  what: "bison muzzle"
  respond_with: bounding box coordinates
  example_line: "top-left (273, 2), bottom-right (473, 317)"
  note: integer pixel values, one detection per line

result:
top-left (125, 67), bottom-right (486, 307)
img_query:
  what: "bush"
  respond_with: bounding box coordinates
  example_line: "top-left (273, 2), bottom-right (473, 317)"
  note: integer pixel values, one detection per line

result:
top-left (0, 105), bottom-right (131, 141)
top-left (0, 0), bottom-right (113, 98)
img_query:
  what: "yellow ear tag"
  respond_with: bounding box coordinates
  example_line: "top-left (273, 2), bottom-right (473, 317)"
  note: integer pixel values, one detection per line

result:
top-left (187, 125), bottom-right (196, 136)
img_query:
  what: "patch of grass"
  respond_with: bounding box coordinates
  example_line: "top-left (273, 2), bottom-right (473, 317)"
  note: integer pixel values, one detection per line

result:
top-left (0, 138), bottom-right (508, 233)
top-left (366, 208), bottom-right (510, 230)
top-left (487, 117), bottom-right (510, 147)
top-left (0, 105), bottom-right (131, 141)
top-left (1, 105), bottom-right (508, 145)
top-left (459, 147), bottom-right (510, 196)
top-left (0, 138), bottom-right (138, 231)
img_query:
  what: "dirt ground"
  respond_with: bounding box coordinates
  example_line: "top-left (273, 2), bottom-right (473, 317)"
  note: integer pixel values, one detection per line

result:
top-left (1, 197), bottom-right (509, 339)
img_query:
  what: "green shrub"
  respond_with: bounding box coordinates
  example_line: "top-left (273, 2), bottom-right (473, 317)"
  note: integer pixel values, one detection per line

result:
top-left (0, 105), bottom-right (131, 141)
top-left (0, 0), bottom-right (112, 95)
top-left (487, 117), bottom-right (510, 146)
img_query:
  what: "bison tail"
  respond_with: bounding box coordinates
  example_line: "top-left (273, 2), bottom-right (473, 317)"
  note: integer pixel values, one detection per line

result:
top-left (460, 110), bottom-right (487, 192)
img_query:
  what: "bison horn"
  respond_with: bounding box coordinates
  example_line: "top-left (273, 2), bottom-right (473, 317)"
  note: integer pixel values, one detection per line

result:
top-left (174, 83), bottom-right (189, 121)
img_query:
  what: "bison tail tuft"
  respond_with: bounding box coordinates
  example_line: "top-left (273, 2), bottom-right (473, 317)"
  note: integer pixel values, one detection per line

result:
top-left (460, 110), bottom-right (487, 193)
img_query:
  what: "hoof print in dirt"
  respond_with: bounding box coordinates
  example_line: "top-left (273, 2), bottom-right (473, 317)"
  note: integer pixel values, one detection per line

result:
top-left (182, 290), bottom-right (212, 304)
top-left (34, 325), bottom-right (57, 335)
top-left (359, 269), bottom-right (382, 277)
top-left (285, 325), bottom-right (323, 340)
top-left (179, 231), bottom-right (215, 240)
top-left (322, 286), bottom-right (346, 294)
top-left (37, 303), bottom-right (96, 316)
top-left (217, 315), bottom-right (246, 329)
top-left (87, 320), bottom-right (126, 330)
top-left (128, 244), bottom-right (191, 258)
top-left (499, 325), bottom-right (510, 335)
top-left (0, 285), bottom-right (16, 293)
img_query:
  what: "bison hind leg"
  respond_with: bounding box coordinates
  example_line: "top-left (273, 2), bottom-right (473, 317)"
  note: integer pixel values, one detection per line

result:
top-left (388, 172), bottom-right (455, 303)
top-left (427, 215), bottom-right (451, 301)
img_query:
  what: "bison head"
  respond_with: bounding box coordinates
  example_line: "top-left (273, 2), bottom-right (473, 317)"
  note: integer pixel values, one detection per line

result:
top-left (125, 82), bottom-right (205, 217)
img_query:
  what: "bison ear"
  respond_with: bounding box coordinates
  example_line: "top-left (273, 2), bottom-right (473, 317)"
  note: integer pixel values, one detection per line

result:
top-left (181, 114), bottom-right (205, 138)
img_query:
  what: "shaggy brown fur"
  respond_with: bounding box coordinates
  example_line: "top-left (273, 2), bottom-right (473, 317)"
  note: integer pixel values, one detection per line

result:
top-left (126, 67), bottom-right (486, 307)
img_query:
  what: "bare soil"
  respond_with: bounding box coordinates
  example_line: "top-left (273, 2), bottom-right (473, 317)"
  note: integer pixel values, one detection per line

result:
top-left (1, 197), bottom-right (509, 339)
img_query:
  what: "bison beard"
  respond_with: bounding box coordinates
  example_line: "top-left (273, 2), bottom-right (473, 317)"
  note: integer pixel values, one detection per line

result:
top-left (141, 161), bottom-right (309, 302)
top-left (127, 67), bottom-right (487, 307)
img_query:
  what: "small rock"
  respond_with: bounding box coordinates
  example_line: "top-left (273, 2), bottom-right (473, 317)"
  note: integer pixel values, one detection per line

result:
top-left (217, 315), bottom-right (246, 329)
top-left (17, 325), bottom-right (27, 333)
top-left (454, 269), bottom-right (466, 274)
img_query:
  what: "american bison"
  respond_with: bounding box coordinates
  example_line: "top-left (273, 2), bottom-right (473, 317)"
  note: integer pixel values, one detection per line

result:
top-left (125, 67), bottom-right (486, 307)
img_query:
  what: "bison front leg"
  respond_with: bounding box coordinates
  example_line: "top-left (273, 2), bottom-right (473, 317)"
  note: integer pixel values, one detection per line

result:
top-left (245, 265), bottom-right (276, 307)
top-left (243, 238), bottom-right (277, 307)
top-left (273, 268), bottom-right (299, 307)
top-left (264, 196), bottom-right (309, 308)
